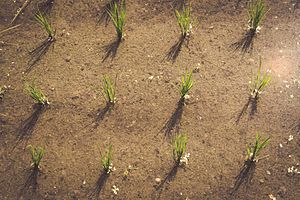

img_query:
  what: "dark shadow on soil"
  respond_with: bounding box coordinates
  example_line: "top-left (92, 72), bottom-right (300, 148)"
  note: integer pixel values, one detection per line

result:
top-left (38, 0), bottom-right (55, 14)
top-left (154, 163), bottom-right (180, 200)
top-left (163, 98), bottom-right (185, 137)
top-left (166, 35), bottom-right (186, 63)
top-left (236, 96), bottom-right (258, 123)
top-left (230, 160), bottom-right (256, 195)
top-left (231, 29), bottom-right (256, 54)
top-left (17, 166), bottom-right (40, 199)
top-left (102, 37), bottom-right (122, 62)
top-left (94, 103), bottom-right (112, 128)
top-left (97, 0), bottom-right (119, 26)
top-left (235, 0), bottom-right (243, 8)
top-left (27, 37), bottom-right (54, 72)
top-left (88, 172), bottom-right (109, 200)
top-left (294, 0), bottom-right (300, 10)
top-left (17, 104), bottom-right (46, 142)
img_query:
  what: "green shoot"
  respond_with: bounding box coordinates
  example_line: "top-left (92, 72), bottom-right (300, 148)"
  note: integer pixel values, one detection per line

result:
top-left (100, 144), bottom-right (114, 174)
top-left (248, 0), bottom-right (267, 32)
top-left (172, 134), bottom-right (188, 164)
top-left (35, 12), bottom-right (55, 40)
top-left (103, 75), bottom-right (116, 105)
top-left (25, 83), bottom-right (49, 105)
top-left (27, 145), bottom-right (45, 168)
top-left (180, 70), bottom-right (193, 99)
top-left (108, 0), bottom-right (126, 39)
top-left (175, 3), bottom-right (192, 38)
top-left (246, 133), bottom-right (270, 162)
top-left (250, 58), bottom-right (271, 99)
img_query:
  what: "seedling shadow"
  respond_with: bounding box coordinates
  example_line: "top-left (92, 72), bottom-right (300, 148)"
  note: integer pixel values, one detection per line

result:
top-left (97, 0), bottom-right (119, 26)
top-left (94, 103), bottom-right (113, 128)
top-left (17, 166), bottom-right (40, 198)
top-left (231, 160), bottom-right (256, 194)
top-left (17, 104), bottom-right (46, 142)
top-left (102, 37), bottom-right (121, 62)
top-left (27, 37), bottom-right (54, 72)
top-left (236, 96), bottom-right (258, 123)
top-left (88, 172), bottom-right (109, 200)
top-left (294, 0), bottom-right (300, 10)
top-left (166, 35), bottom-right (186, 62)
top-left (163, 98), bottom-right (185, 137)
top-left (38, 0), bottom-right (55, 14)
top-left (154, 163), bottom-right (180, 200)
top-left (231, 29), bottom-right (256, 54)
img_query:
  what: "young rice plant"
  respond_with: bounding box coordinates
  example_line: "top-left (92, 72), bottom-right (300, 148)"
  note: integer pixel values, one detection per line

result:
top-left (108, 0), bottom-right (126, 39)
top-left (25, 83), bottom-right (49, 105)
top-left (27, 145), bottom-right (45, 168)
top-left (175, 4), bottom-right (192, 38)
top-left (250, 58), bottom-right (271, 99)
top-left (248, 0), bottom-right (267, 32)
top-left (172, 134), bottom-right (188, 164)
top-left (103, 75), bottom-right (116, 105)
top-left (180, 70), bottom-right (193, 99)
top-left (100, 144), bottom-right (113, 174)
top-left (35, 11), bottom-right (55, 40)
top-left (246, 133), bottom-right (270, 162)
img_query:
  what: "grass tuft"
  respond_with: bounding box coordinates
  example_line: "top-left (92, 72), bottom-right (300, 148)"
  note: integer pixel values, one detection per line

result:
top-left (27, 144), bottom-right (45, 168)
top-left (180, 70), bottom-right (193, 99)
top-left (175, 3), bottom-right (192, 38)
top-left (35, 11), bottom-right (55, 40)
top-left (250, 58), bottom-right (271, 99)
top-left (103, 75), bottom-right (116, 105)
top-left (248, 0), bottom-right (267, 32)
top-left (172, 134), bottom-right (188, 164)
top-left (25, 83), bottom-right (49, 105)
top-left (246, 133), bottom-right (270, 162)
top-left (108, 0), bottom-right (126, 39)
top-left (100, 144), bottom-right (113, 174)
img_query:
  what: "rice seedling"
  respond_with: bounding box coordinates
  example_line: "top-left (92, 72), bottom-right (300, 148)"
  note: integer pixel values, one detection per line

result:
top-left (250, 58), bottom-right (271, 99)
top-left (248, 0), bottom-right (267, 33)
top-left (175, 3), bottom-right (192, 38)
top-left (100, 144), bottom-right (114, 174)
top-left (246, 133), bottom-right (270, 162)
top-left (108, 0), bottom-right (126, 39)
top-left (102, 75), bottom-right (116, 105)
top-left (172, 134), bottom-right (188, 164)
top-left (27, 145), bottom-right (45, 169)
top-left (180, 70), bottom-right (193, 99)
top-left (25, 83), bottom-right (49, 105)
top-left (35, 11), bottom-right (55, 40)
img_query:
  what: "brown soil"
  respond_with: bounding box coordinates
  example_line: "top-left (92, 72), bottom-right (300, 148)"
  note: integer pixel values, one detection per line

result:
top-left (1, 0), bottom-right (300, 200)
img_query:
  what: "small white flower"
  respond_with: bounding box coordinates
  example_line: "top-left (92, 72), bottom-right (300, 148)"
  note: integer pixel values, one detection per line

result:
top-left (112, 185), bottom-right (119, 195)
top-left (288, 135), bottom-right (293, 141)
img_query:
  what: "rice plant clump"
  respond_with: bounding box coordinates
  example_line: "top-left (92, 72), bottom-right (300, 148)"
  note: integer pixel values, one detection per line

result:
top-left (175, 3), bottom-right (192, 38)
top-left (246, 133), bottom-right (270, 162)
top-left (25, 83), bottom-right (49, 105)
top-left (35, 12), bottom-right (55, 40)
top-left (108, 0), bottom-right (126, 39)
top-left (250, 58), bottom-right (271, 99)
top-left (172, 134), bottom-right (189, 165)
top-left (27, 145), bottom-right (45, 169)
top-left (100, 144), bottom-right (114, 174)
top-left (180, 70), bottom-right (193, 99)
top-left (103, 75), bottom-right (116, 105)
top-left (248, 0), bottom-right (267, 33)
